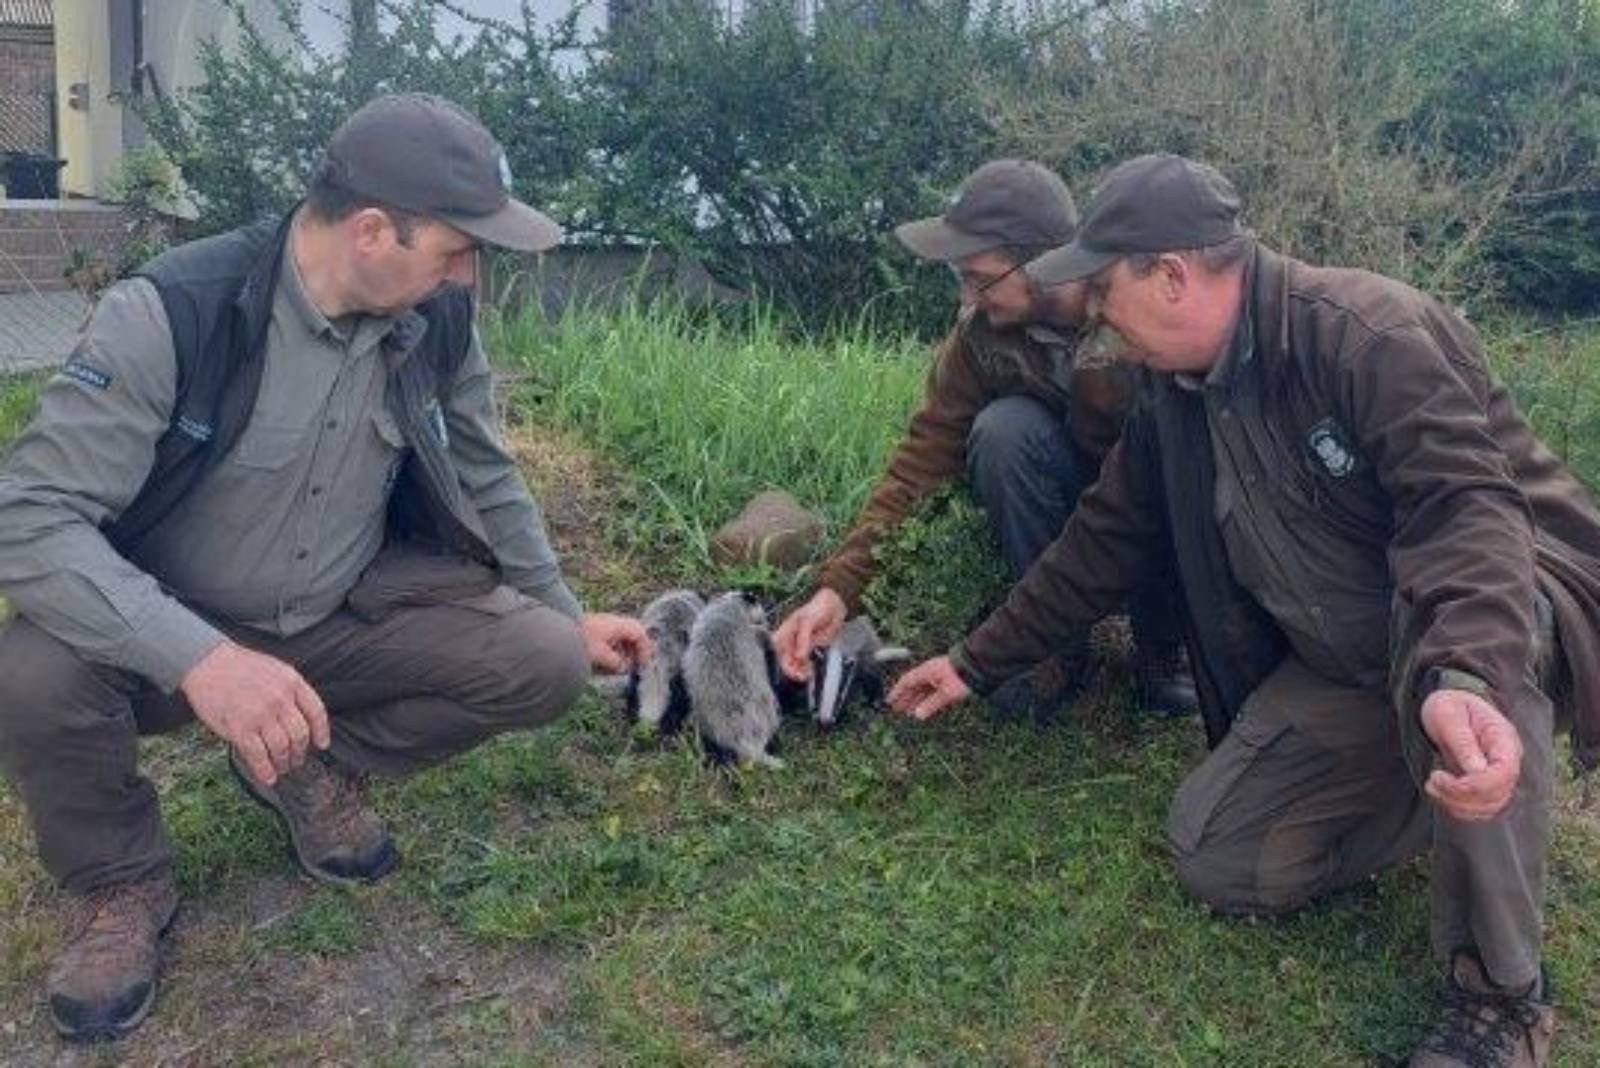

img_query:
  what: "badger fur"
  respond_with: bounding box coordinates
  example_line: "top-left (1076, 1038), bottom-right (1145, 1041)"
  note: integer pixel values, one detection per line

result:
top-left (682, 591), bottom-right (784, 768)
top-left (630, 588), bottom-right (705, 734)
top-left (810, 616), bottom-right (912, 726)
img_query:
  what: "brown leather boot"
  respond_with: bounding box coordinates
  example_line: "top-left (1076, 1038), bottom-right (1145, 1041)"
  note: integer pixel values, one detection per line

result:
top-left (1410, 951), bottom-right (1554, 1067)
top-left (1132, 640), bottom-right (1199, 718)
top-left (230, 749), bottom-right (396, 886)
top-left (47, 871), bottom-right (179, 1041)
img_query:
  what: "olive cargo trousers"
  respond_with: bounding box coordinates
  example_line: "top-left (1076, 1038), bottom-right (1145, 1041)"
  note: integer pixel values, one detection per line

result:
top-left (0, 548), bottom-right (589, 894)
top-left (1166, 648), bottom-right (1558, 990)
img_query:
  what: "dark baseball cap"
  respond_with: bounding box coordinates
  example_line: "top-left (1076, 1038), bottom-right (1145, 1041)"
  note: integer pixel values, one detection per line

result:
top-left (895, 159), bottom-right (1078, 262)
top-left (321, 92), bottom-right (561, 253)
top-left (1026, 154), bottom-right (1242, 285)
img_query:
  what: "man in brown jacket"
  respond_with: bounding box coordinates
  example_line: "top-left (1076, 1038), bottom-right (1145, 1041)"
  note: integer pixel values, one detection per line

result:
top-left (888, 153), bottom-right (1600, 1068)
top-left (772, 159), bottom-right (1194, 718)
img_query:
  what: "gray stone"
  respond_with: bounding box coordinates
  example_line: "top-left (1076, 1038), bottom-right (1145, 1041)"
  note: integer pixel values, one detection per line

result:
top-left (710, 490), bottom-right (824, 571)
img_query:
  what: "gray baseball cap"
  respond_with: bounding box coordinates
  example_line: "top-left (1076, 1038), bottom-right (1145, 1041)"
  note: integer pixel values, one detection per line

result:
top-left (1027, 154), bottom-right (1242, 284)
top-left (321, 93), bottom-right (562, 253)
top-left (895, 159), bottom-right (1078, 262)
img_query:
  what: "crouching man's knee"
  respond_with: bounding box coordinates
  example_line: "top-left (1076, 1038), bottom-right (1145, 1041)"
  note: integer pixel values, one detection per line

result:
top-left (1165, 792), bottom-right (1290, 916)
top-left (1166, 818), bottom-right (1323, 918)
top-left (1168, 834), bottom-right (1241, 913)
top-left (493, 606), bottom-right (590, 731)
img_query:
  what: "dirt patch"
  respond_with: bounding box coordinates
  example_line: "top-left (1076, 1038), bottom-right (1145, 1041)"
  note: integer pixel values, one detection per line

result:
top-left (0, 874), bottom-right (586, 1067)
top-left (500, 411), bottom-right (671, 610)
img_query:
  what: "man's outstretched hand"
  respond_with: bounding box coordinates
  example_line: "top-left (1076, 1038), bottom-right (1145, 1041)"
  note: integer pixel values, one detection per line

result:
top-left (581, 612), bottom-right (651, 673)
top-left (771, 588), bottom-right (847, 681)
top-left (181, 641), bottom-right (330, 786)
top-left (887, 655), bottom-right (971, 721)
top-left (1420, 687), bottom-right (1523, 822)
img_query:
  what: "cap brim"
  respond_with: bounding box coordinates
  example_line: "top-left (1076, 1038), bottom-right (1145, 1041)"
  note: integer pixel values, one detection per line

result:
top-left (894, 217), bottom-right (1003, 262)
top-left (439, 198), bottom-right (562, 253)
top-left (1025, 242), bottom-right (1120, 285)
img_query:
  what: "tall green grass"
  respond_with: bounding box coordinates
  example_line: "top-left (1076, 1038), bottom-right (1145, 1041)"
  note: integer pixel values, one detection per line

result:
top-left (490, 301), bottom-right (928, 564)
top-left (1484, 316), bottom-right (1600, 491)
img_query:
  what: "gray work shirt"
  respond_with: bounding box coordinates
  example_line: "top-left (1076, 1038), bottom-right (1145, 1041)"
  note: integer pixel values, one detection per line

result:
top-left (0, 227), bottom-right (579, 693)
top-left (1183, 312), bottom-right (1394, 692)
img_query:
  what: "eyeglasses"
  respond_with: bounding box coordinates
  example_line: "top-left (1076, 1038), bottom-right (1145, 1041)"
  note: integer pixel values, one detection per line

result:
top-left (949, 260), bottom-right (1025, 296)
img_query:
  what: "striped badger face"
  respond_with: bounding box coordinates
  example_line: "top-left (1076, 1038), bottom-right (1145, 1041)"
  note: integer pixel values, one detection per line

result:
top-left (808, 616), bottom-right (911, 726)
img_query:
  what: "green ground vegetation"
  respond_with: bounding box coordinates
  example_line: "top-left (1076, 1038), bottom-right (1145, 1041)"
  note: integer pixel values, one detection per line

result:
top-left (0, 314), bottom-right (1596, 1064)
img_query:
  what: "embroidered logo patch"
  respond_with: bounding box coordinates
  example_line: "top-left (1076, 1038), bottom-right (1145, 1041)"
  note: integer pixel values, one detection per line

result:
top-left (175, 415), bottom-right (214, 443)
top-left (60, 360), bottom-right (112, 390)
top-left (1306, 417), bottom-right (1359, 478)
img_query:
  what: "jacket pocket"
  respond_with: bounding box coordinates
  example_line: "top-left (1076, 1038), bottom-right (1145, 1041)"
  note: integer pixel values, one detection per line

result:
top-left (230, 424), bottom-right (303, 471)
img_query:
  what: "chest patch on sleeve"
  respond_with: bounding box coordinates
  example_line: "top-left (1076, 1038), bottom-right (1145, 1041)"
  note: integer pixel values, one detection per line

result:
top-left (1306, 417), bottom-right (1360, 478)
top-left (60, 359), bottom-right (113, 390)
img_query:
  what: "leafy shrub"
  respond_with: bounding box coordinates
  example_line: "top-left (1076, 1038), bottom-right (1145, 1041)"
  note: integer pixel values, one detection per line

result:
top-left (995, 0), bottom-right (1600, 312)
top-left (571, 0), bottom-right (1044, 333)
top-left (141, 0), bottom-right (583, 235)
top-left (142, 0), bottom-right (1600, 326)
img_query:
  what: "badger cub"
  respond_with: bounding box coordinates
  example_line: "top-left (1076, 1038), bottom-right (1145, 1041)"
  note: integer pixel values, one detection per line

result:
top-left (683, 591), bottom-right (784, 768)
top-left (810, 616), bottom-right (912, 726)
top-left (630, 589), bottom-right (705, 734)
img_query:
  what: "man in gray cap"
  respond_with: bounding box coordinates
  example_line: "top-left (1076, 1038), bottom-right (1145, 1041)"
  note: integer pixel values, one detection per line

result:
top-left (0, 92), bottom-right (649, 1040)
top-left (888, 153), bottom-right (1600, 1068)
top-left (772, 159), bottom-right (1194, 720)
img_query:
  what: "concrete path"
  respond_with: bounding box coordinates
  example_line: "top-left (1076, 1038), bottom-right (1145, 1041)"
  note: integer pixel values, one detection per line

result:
top-left (0, 289), bottom-right (89, 374)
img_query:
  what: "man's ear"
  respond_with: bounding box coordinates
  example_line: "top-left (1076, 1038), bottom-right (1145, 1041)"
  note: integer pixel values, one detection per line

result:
top-left (1158, 253), bottom-right (1189, 303)
top-left (350, 208), bottom-right (390, 252)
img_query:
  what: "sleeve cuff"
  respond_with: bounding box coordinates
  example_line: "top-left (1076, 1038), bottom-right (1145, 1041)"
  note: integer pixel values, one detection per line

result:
top-left (948, 642), bottom-right (998, 696)
top-left (117, 597), bottom-right (227, 694)
top-left (534, 580), bottom-right (583, 622)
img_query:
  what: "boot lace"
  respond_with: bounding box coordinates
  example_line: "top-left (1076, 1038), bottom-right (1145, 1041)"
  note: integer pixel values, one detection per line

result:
top-left (1418, 983), bottom-right (1544, 1068)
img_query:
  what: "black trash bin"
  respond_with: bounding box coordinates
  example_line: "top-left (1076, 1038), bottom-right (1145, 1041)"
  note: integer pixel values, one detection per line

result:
top-left (2, 152), bottom-right (68, 199)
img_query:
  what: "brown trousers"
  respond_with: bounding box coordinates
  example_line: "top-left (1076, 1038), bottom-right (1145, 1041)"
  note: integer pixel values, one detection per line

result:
top-left (0, 548), bottom-right (589, 894)
top-left (1167, 653), bottom-right (1556, 991)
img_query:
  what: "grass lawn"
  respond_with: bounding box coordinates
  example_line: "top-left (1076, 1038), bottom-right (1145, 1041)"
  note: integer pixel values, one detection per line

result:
top-left (0, 311), bottom-right (1596, 1065)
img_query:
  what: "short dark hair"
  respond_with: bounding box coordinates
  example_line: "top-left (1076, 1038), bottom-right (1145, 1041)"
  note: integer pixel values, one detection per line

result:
top-left (303, 159), bottom-right (425, 247)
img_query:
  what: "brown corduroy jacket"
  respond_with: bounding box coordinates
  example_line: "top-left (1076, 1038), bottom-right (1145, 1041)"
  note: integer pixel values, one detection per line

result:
top-left (952, 246), bottom-right (1600, 768)
top-left (813, 309), bottom-right (1133, 610)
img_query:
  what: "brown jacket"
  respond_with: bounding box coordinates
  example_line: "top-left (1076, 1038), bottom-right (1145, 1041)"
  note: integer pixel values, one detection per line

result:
top-left (814, 309), bottom-right (1133, 610)
top-left (953, 246), bottom-right (1600, 768)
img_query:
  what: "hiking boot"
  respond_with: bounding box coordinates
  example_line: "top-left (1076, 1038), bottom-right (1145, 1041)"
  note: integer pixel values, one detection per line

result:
top-left (986, 643), bottom-right (1094, 725)
top-left (47, 871), bottom-right (179, 1041)
top-left (1410, 951), bottom-right (1554, 1068)
top-left (1133, 641), bottom-right (1199, 718)
top-left (229, 749), bottom-right (397, 886)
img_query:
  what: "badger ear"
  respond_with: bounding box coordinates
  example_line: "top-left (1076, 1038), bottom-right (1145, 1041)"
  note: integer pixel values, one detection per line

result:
top-left (872, 646), bottom-right (913, 665)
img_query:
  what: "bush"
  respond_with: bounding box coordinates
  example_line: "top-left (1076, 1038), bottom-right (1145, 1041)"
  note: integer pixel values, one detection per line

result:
top-left (570, 0), bottom-right (1045, 333)
top-left (143, 0), bottom-right (1600, 325)
top-left (993, 0), bottom-right (1600, 312)
top-left (141, 0), bottom-right (583, 235)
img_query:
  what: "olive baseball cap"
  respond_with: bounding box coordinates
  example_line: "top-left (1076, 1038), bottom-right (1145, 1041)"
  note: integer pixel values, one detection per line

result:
top-left (895, 159), bottom-right (1078, 262)
top-left (321, 92), bottom-right (562, 253)
top-left (1026, 154), bottom-right (1242, 284)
